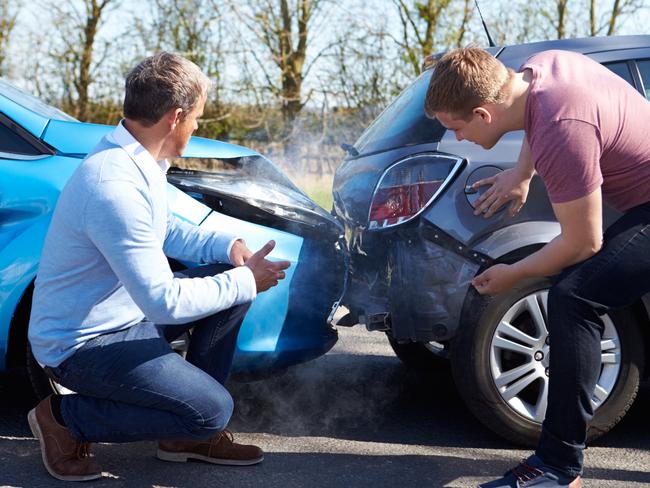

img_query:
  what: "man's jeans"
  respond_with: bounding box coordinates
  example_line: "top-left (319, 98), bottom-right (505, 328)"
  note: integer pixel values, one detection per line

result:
top-left (45, 264), bottom-right (250, 443)
top-left (536, 201), bottom-right (650, 478)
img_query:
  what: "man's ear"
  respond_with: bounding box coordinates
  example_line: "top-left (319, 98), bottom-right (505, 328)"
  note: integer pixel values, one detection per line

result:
top-left (168, 107), bottom-right (183, 130)
top-left (473, 106), bottom-right (492, 124)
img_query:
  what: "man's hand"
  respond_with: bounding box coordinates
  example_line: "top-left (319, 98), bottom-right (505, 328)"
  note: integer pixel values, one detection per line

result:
top-left (229, 239), bottom-right (253, 266)
top-left (245, 240), bottom-right (291, 292)
top-left (472, 167), bottom-right (532, 218)
top-left (472, 263), bottom-right (523, 295)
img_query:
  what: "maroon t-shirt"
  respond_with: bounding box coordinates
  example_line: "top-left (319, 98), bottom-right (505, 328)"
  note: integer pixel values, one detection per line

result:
top-left (522, 50), bottom-right (650, 212)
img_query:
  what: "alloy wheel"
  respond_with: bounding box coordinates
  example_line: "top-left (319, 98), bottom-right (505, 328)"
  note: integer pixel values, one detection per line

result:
top-left (489, 290), bottom-right (621, 423)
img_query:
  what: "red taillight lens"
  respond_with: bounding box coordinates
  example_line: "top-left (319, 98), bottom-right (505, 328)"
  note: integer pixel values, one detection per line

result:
top-left (368, 154), bottom-right (462, 229)
top-left (369, 181), bottom-right (442, 225)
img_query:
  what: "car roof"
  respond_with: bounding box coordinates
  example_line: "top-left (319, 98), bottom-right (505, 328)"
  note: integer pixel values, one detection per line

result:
top-left (0, 77), bottom-right (260, 160)
top-left (41, 119), bottom-right (259, 159)
top-left (496, 35), bottom-right (650, 68)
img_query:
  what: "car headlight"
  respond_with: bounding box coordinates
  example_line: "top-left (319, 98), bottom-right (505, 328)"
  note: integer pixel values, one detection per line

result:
top-left (368, 153), bottom-right (463, 229)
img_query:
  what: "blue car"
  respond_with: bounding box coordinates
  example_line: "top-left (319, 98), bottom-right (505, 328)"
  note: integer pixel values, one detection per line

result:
top-left (0, 79), bottom-right (346, 397)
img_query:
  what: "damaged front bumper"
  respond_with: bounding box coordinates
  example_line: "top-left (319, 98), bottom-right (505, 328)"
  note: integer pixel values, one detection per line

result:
top-left (167, 160), bottom-right (348, 374)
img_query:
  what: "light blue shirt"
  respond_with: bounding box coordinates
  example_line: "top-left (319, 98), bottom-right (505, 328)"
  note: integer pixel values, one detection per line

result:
top-left (29, 122), bottom-right (256, 367)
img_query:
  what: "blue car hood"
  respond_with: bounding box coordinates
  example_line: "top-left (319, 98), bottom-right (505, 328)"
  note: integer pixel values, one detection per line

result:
top-left (41, 119), bottom-right (259, 159)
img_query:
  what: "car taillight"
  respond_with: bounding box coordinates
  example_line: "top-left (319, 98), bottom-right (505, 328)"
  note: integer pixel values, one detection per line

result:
top-left (368, 153), bottom-right (463, 229)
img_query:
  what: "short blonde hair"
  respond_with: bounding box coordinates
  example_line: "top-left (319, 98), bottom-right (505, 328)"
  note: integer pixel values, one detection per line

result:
top-left (424, 47), bottom-right (513, 119)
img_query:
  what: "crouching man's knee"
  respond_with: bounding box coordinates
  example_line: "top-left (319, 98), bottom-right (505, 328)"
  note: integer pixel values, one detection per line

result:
top-left (184, 391), bottom-right (234, 439)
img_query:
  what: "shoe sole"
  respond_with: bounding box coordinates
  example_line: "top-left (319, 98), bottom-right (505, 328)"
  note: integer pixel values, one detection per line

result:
top-left (156, 448), bottom-right (264, 466)
top-left (28, 408), bottom-right (102, 482)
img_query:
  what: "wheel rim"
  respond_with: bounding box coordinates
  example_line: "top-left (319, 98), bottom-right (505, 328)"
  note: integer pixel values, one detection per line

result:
top-left (489, 290), bottom-right (621, 423)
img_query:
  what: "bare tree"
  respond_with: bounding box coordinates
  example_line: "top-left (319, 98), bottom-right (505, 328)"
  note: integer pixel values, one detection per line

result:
top-left (229, 0), bottom-right (327, 126)
top-left (535, 0), bottom-right (645, 40)
top-left (391, 0), bottom-right (458, 77)
top-left (43, 0), bottom-right (120, 121)
top-left (136, 0), bottom-right (219, 68)
top-left (555, 0), bottom-right (569, 38)
top-left (135, 0), bottom-right (230, 137)
top-left (456, 0), bottom-right (473, 47)
top-left (0, 0), bottom-right (20, 77)
top-left (590, 0), bottom-right (645, 36)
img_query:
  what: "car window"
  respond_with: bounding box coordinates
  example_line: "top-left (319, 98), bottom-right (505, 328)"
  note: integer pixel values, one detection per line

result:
top-left (635, 59), bottom-right (650, 100)
top-left (353, 70), bottom-right (445, 156)
top-left (603, 61), bottom-right (634, 86)
top-left (0, 122), bottom-right (42, 155)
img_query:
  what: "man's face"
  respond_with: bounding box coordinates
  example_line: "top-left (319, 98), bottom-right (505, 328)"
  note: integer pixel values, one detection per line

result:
top-left (170, 94), bottom-right (206, 157)
top-left (435, 109), bottom-right (501, 150)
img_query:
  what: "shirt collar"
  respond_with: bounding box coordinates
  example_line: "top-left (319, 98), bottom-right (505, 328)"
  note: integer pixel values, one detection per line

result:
top-left (108, 120), bottom-right (171, 174)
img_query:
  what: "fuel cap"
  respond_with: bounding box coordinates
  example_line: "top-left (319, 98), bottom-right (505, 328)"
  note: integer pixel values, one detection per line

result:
top-left (464, 165), bottom-right (504, 213)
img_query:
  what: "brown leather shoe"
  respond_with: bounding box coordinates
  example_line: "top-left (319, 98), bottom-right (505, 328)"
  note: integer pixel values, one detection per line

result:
top-left (28, 395), bottom-right (102, 481)
top-left (157, 430), bottom-right (264, 466)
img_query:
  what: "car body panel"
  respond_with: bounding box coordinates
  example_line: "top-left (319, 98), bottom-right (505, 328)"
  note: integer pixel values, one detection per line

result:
top-left (0, 79), bottom-right (76, 138)
top-left (495, 35), bottom-right (650, 69)
top-left (472, 221), bottom-right (560, 259)
top-left (173, 188), bottom-right (303, 352)
top-left (42, 119), bottom-right (259, 160)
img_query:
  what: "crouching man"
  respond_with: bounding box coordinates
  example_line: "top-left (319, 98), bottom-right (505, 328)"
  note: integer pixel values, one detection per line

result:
top-left (27, 52), bottom-right (290, 482)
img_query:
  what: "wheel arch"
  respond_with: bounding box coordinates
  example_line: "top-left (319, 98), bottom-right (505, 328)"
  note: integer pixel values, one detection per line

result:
top-left (6, 280), bottom-right (34, 370)
top-left (632, 297), bottom-right (650, 379)
top-left (462, 240), bottom-right (650, 380)
top-left (472, 221), bottom-right (560, 261)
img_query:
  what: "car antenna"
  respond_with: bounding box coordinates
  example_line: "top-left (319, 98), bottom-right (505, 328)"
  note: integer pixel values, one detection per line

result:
top-left (474, 0), bottom-right (496, 47)
top-left (340, 142), bottom-right (359, 157)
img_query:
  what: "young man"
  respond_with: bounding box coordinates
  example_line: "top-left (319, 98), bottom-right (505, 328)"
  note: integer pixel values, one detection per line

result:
top-left (425, 47), bottom-right (650, 487)
top-left (27, 52), bottom-right (290, 482)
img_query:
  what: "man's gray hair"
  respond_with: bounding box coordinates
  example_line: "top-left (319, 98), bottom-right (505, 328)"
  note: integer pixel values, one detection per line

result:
top-left (123, 52), bottom-right (211, 126)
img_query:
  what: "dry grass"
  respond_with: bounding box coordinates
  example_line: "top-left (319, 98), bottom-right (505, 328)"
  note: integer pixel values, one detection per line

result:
top-left (289, 173), bottom-right (335, 210)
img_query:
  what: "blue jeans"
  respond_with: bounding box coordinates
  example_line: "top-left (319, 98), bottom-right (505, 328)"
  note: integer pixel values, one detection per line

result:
top-left (536, 201), bottom-right (650, 478)
top-left (46, 264), bottom-right (251, 443)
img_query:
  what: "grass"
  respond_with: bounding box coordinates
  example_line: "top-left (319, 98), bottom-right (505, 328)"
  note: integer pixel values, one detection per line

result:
top-left (291, 174), bottom-right (335, 210)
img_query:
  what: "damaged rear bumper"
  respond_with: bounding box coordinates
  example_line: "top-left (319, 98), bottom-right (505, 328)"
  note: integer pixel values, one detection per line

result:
top-left (342, 222), bottom-right (490, 343)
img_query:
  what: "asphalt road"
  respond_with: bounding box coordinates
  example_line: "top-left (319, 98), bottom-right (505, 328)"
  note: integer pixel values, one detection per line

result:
top-left (1, 325), bottom-right (649, 488)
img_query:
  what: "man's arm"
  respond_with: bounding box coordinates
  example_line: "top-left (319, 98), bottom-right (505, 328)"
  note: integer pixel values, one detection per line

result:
top-left (164, 211), bottom-right (243, 265)
top-left (86, 181), bottom-right (256, 323)
top-left (472, 188), bottom-right (603, 295)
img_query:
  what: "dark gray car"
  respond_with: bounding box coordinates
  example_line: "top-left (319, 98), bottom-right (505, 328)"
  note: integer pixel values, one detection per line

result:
top-left (333, 35), bottom-right (650, 446)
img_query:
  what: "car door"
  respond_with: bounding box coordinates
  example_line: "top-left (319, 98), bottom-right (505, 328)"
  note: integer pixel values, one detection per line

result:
top-left (0, 113), bottom-right (82, 370)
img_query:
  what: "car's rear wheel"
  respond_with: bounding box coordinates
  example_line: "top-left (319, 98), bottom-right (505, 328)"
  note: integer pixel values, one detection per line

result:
top-left (26, 343), bottom-right (73, 399)
top-left (451, 278), bottom-right (643, 447)
top-left (387, 335), bottom-right (450, 374)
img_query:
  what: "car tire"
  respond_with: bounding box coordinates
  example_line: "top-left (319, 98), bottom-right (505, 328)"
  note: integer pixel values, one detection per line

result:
top-left (451, 278), bottom-right (644, 447)
top-left (26, 343), bottom-right (72, 400)
top-left (387, 335), bottom-right (451, 374)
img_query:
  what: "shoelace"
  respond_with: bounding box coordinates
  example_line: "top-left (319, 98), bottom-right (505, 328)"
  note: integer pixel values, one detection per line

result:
top-left (218, 429), bottom-right (235, 445)
top-left (511, 462), bottom-right (545, 483)
top-left (75, 442), bottom-right (91, 460)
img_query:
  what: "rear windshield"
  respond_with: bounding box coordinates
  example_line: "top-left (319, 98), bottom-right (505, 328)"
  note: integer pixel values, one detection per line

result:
top-left (353, 70), bottom-right (445, 156)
